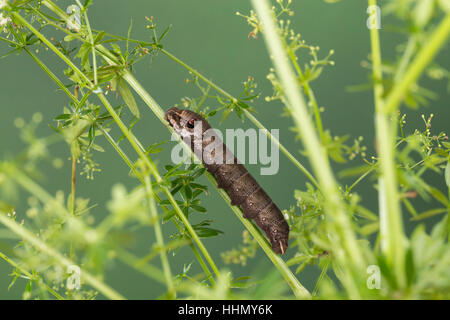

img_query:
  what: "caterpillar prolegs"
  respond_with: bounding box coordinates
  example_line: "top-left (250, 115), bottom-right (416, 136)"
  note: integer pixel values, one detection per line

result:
top-left (165, 107), bottom-right (289, 254)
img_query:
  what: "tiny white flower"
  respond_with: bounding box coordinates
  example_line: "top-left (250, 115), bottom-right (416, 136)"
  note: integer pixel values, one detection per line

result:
top-left (0, 12), bottom-right (10, 28)
top-left (66, 4), bottom-right (81, 32)
top-left (0, 0), bottom-right (7, 10)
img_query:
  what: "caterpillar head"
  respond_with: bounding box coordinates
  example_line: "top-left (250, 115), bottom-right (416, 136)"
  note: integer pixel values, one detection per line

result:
top-left (165, 107), bottom-right (211, 140)
top-left (269, 226), bottom-right (289, 255)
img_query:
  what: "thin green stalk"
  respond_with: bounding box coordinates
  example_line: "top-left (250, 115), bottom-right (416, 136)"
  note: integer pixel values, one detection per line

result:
top-left (23, 47), bottom-right (78, 102)
top-left (0, 36), bottom-right (20, 46)
top-left (0, 251), bottom-right (64, 300)
top-left (144, 174), bottom-right (176, 298)
top-left (10, 12), bottom-right (92, 87)
top-left (369, 0), bottom-right (406, 288)
top-left (346, 167), bottom-right (376, 195)
top-left (114, 248), bottom-right (167, 285)
top-left (75, 0), bottom-right (98, 86)
top-left (0, 213), bottom-right (125, 300)
top-left (120, 71), bottom-right (165, 122)
top-left (384, 12), bottom-right (450, 114)
top-left (252, 0), bottom-right (364, 298)
top-left (286, 46), bottom-right (324, 141)
top-left (394, 36), bottom-right (416, 83)
top-left (313, 259), bottom-right (330, 296)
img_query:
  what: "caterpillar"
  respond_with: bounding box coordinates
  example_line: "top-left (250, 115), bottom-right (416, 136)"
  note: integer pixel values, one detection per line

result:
top-left (165, 107), bottom-right (289, 254)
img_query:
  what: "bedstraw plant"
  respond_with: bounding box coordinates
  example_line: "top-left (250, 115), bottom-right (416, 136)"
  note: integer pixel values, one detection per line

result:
top-left (0, 0), bottom-right (449, 299)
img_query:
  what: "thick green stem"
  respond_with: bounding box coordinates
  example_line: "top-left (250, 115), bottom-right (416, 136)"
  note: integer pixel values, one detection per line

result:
top-left (143, 175), bottom-right (176, 298)
top-left (369, 0), bottom-right (406, 288)
top-left (252, 0), bottom-right (364, 298)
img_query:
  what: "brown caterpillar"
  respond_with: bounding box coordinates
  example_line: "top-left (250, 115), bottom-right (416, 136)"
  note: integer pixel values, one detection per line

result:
top-left (165, 107), bottom-right (289, 254)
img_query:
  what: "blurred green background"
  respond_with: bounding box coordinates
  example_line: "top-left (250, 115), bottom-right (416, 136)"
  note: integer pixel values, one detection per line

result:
top-left (0, 0), bottom-right (448, 299)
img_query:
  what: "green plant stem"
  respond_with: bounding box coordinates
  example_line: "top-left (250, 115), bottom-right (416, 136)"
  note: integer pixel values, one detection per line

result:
top-left (75, 0), bottom-right (98, 86)
top-left (23, 47), bottom-right (78, 102)
top-left (313, 259), bottom-right (330, 296)
top-left (0, 212), bottom-right (125, 300)
top-left (286, 46), bottom-right (324, 141)
top-left (0, 251), bottom-right (64, 300)
top-left (384, 12), bottom-right (450, 114)
top-left (347, 167), bottom-right (376, 195)
top-left (0, 36), bottom-right (20, 46)
top-left (143, 174), bottom-right (176, 298)
top-left (10, 12), bottom-right (91, 87)
top-left (69, 154), bottom-right (76, 280)
top-left (252, 0), bottom-right (364, 298)
top-left (394, 36), bottom-right (416, 83)
top-left (369, 0), bottom-right (406, 289)
top-left (114, 248), bottom-right (168, 285)
top-left (120, 71), bottom-right (165, 123)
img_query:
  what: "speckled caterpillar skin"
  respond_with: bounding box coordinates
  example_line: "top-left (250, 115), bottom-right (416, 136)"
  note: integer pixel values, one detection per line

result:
top-left (165, 107), bottom-right (289, 254)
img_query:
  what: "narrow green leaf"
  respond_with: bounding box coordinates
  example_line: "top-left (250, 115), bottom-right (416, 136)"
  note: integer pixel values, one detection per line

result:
top-left (94, 31), bottom-right (106, 44)
top-left (158, 24), bottom-right (172, 42)
top-left (54, 114), bottom-right (72, 120)
top-left (411, 208), bottom-right (447, 221)
top-left (117, 77), bottom-right (140, 118)
top-left (88, 125), bottom-right (95, 148)
top-left (428, 186), bottom-right (449, 206)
